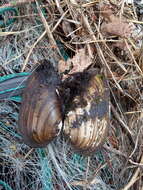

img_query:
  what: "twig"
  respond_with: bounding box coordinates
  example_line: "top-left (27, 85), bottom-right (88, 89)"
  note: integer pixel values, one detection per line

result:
top-left (93, 23), bottom-right (127, 72)
top-left (84, 157), bottom-right (90, 189)
top-left (81, 13), bottom-right (127, 92)
top-left (111, 104), bottom-right (134, 137)
top-left (120, 154), bottom-right (143, 190)
top-left (129, 126), bottom-right (142, 158)
top-left (24, 148), bottom-right (34, 159)
top-left (71, 39), bottom-right (122, 44)
top-left (51, 10), bottom-right (68, 32)
top-left (125, 39), bottom-right (143, 76)
top-left (129, 159), bottom-right (143, 167)
top-left (55, 0), bottom-right (63, 14)
top-left (22, 30), bottom-right (46, 71)
top-left (35, 0), bottom-right (62, 57)
top-left (71, 161), bottom-right (108, 187)
top-left (103, 144), bottom-right (127, 159)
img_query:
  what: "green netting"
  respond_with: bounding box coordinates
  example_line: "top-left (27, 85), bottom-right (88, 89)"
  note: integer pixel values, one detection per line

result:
top-left (0, 180), bottom-right (13, 190)
top-left (0, 7), bottom-right (18, 27)
top-left (37, 149), bottom-right (53, 190)
top-left (0, 73), bottom-right (29, 101)
top-left (0, 72), bottom-right (29, 82)
top-left (9, 96), bottom-right (22, 102)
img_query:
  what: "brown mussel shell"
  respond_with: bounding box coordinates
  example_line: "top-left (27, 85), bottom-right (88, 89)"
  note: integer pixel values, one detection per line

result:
top-left (18, 61), bottom-right (63, 148)
top-left (63, 69), bottom-right (110, 155)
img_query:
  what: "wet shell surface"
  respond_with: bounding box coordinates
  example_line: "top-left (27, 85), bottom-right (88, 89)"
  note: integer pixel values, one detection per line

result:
top-left (18, 61), bottom-right (63, 148)
top-left (63, 69), bottom-right (110, 154)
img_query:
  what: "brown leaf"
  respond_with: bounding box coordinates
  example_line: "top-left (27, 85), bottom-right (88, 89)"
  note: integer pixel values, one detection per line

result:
top-left (100, 4), bottom-right (114, 21)
top-left (101, 21), bottom-right (134, 38)
top-left (58, 59), bottom-right (71, 73)
top-left (100, 4), bottom-right (135, 38)
top-left (62, 21), bottom-right (74, 37)
top-left (58, 48), bottom-right (92, 78)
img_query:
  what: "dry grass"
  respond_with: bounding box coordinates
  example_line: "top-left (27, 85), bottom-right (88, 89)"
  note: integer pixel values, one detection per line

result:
top-left (0, 0), bottom-right (143, 190)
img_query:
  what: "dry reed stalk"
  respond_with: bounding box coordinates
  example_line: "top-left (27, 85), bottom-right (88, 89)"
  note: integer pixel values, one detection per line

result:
top-left (22, 31), bottom-right (46, 72)
top-left (121, 154), bottom-right (143, 190)
top-left (36, 1), bottom-right (59, 49)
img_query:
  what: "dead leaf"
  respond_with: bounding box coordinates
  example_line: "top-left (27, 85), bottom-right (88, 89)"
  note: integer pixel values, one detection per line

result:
top-left (100, 4), bottom-right (135, 38)
top-left (62, 21), bottom-right (74, 38)
top-left (58, 48), bottom-right (92, 78)
top-left (100, 4), bottom-right (114, 21)
top-left (58, 59), bottom-right (71, 73)
top-left (101, 22), bottom-right (134, 38)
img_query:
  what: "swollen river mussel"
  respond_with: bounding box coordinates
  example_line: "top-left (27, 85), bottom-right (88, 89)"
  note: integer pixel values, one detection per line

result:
top-left (18, 60), bottom-right (63, 148)
top-left (62, 69), bottom-right (110, 155)
top-left (18, 60), bottom-right (110, 154)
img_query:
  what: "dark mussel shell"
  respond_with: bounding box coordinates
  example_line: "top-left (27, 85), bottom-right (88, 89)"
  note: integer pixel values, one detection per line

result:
top-left (63, 69), bottom-right (110, 155)
top-left (18, 60), bottom-right (63, 148)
